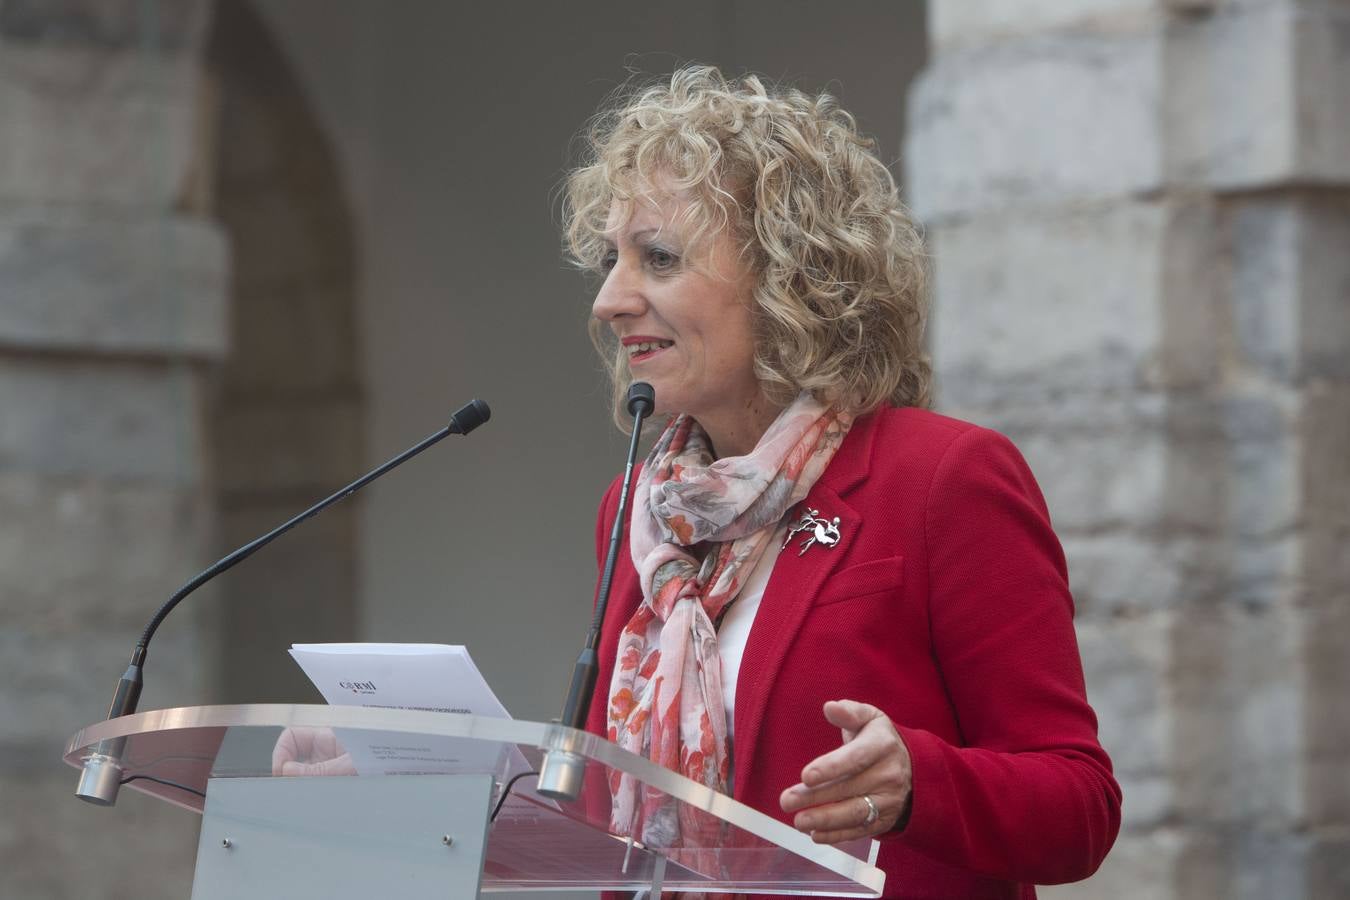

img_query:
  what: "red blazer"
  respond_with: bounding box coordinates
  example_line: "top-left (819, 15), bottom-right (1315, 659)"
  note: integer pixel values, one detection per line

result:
top-left (585, 407), bottom-right (1121, 899)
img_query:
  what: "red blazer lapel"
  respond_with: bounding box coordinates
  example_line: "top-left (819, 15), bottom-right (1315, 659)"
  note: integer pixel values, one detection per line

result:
top-left (730, 413), bottom-right (876, 800)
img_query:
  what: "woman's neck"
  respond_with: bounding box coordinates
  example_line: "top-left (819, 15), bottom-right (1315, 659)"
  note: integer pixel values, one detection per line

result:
top-left (698, 393), bottom-right (786, 459)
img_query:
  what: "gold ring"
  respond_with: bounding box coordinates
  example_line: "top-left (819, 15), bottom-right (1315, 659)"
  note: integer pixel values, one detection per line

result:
top-left (861, 794), bottom-right (879, 826)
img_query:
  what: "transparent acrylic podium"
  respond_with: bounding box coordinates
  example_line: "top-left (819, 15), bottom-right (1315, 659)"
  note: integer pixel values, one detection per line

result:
top-left (65, 705), bottom-right (885, 897)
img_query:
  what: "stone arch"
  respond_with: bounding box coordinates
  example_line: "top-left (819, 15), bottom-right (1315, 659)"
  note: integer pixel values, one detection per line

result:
top-left (205, 0), bottom-right (364, 702)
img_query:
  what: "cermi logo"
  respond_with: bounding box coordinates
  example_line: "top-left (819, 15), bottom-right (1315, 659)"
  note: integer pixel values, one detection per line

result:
top-left (339, 680), bottom-right (377, 695)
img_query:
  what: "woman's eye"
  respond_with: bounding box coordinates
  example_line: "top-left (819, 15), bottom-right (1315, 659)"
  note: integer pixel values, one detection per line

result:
top-left (599, 250), bottom-right (618, 272)
top-left (648, 248), bottom-right (677, 270)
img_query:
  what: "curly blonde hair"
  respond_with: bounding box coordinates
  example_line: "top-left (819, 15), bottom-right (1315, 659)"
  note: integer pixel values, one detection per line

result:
top-left (564, 65), bottom-right (931, 425)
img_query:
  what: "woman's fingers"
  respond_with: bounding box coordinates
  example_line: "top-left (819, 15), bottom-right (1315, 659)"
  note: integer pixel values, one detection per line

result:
top-left (271, 727), bottom-right (300, 775)
top-left (781, 752), bottom-right (908, 828)
top-left (779, 699), bottom-right (914, 842)
top-left (278, 753), bottom-right (356, 777)
top-left (780, 703), bottom-right (898, 809)
top-left (821, 699), bottom-right (883, 740)
top-left (780, 758), bottom-right (874, 812)
top-left (793, 791), bottom-right (905, 843)
top-left (802, 718), bottom-right (892, 785)
top-left (272, 727), bottom-right (349, 776)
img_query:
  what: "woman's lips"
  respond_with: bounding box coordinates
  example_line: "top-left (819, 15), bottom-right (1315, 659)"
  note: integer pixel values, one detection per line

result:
top-left (624, 337), bottom-right (674, 364)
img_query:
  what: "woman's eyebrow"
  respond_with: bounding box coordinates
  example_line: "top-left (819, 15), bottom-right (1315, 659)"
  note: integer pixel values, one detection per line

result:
top-left (604, 226), bottom-right (661, 244)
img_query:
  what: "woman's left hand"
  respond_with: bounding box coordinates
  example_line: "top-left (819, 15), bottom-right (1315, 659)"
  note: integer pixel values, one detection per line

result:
top-left (779, 699), bottom-right (913, 843)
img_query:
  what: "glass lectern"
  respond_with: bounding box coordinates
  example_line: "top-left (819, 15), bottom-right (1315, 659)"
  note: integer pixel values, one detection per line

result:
top-left (66, 705), bottom-right (884, 898)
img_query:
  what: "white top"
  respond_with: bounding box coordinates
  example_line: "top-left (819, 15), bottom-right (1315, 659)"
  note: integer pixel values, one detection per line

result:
top-left (718, 529), bottom-right (784, 740)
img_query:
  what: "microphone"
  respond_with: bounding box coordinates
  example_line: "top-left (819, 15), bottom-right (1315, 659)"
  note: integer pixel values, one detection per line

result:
top-left (537, 382), bottom-right (655, 801)
top-left (75, 399), bottom-right (492, 806)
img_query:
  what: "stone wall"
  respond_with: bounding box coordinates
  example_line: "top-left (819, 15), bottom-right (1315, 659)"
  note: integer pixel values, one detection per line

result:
top-left (206, 0), bottom-right (363, 707)
top-left (0, 1), bottom-right (224, 897)
top-left (0, 0), bottom-right (365, 893)
top-left (908, 1), bottom-right (1350, 897)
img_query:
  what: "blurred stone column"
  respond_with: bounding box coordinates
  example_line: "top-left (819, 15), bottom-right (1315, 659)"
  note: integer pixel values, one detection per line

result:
top-left (0, 1), bottom-right (226, 897)
top-left (907, 1), bottom-right (1349, 897)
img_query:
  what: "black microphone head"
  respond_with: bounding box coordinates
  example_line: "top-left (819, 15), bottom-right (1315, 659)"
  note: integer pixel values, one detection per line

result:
top-left (626, 382), bottom-right (655, 418)
top-left (450, 399), bottom-right (491, 435)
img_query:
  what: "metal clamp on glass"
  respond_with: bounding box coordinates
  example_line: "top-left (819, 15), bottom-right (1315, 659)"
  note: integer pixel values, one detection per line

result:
top-left (76, 744), bottom-right (127, 807)
top-left (536, 748), bottom-right (586, 801)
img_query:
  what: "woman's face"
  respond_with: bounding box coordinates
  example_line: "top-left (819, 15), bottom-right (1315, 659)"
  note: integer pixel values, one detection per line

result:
top-left (592, 193), bottom-right (761, 427)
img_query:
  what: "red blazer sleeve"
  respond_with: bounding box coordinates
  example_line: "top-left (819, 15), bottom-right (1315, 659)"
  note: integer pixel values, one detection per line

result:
top-left (893, 427), bottom-right (1121, 884)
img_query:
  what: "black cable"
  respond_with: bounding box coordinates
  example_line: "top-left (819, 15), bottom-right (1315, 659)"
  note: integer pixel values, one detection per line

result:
top-left (119, 774), bottom-right (208, 799)
top-left (121, 752), bottom-right (215, 769)
top-left (490, 770), bottom-right (541, 822)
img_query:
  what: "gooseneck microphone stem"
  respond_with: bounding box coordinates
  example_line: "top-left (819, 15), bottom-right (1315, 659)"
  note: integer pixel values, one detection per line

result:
top-left (538, 383), bottom-right (654, 801)
top-left (77, 399), bottom-right (490, 806)
top-left (558, 407), bottom-right (650, 730)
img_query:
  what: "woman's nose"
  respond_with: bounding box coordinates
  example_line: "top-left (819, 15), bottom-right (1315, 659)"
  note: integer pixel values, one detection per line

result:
top-left (592, 257), bottom-right (645, 323)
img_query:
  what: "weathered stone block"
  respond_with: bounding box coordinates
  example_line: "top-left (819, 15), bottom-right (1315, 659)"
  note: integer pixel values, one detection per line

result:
top-left (1300, 383), bottom-right (1350, 589)
top-left (1223, 610), bottom-right (1306, 823)
top-left (1295, 196), bottom-right (1350, 382)
top-left (223, 282), bottom-right (360, 394)
top-left (1020, 424), bottom-right (1174, 532)
top-left (1063, 532), bottom-right (1196, 617)
top-left (1304, 601), bottom-right (1350, 826)
top-left (220, 182), bottom-right (354, 292)
top-left (906, 31), bottom-right (1161, 219)
top-left (0, 472), bottom-right (210, 629)
top-left (1170, 606), bottom-right (1307, 826)
top-left (0, 620), bottom-right (211, 747)
top-left (0, 358), bottom-right (210, 483)
top-left (213, 395), bottom-right (364, 497)
top-left (1040, 828), bottom-right (1188, 900)
top-left (0, 770), bottom-right (195, 900)
top-left (1228, 197), bottom-right (1304, 381)
top-left (943, 393), bottom-right (1244, 541)
top-left (1307, 833), bottom-right (1350, 900)
top-left (1077, 614), bottom-right (1175, 828)
top-left (1301, 386), bottom-right (1350, 831)
top-left (1223, 830), bottom-right (1320, 900)
top-left (930, 0), bottom-right (1160, 48)
top-left (1066, 521), bottom-right (1298, 619)
top-left (1155, 198), bottom-right (1226, 390)
top-left (929, 204), bottom-right (1160, 389)
top-left (1227, 193), bottom-right (1350, 384)
top-left (0, 0), bottom-right (211, 52)
top-left (0, 42), bottom-right (205, 208)
top-left (929, 199), bottom-right (1220, 399)
top-left (1293, 9), bottom-right (1350, 182)
top-left (1222, 387), bottom-right (1302, 542)
top-left (214, 60), bottom-right (348, 203)
top-left (1165, 5), bottom-right (1350, 188)
top-left (0, 214), bottom-right (228, 357)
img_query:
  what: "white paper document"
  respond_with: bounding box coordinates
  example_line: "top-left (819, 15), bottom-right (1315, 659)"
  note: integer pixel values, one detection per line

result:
top-left (289, 642), bottom-right (524, 777)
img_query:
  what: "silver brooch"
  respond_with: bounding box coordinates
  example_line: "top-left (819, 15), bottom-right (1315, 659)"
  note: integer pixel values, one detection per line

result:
top-left (783, 507), bottom-right (842, 556)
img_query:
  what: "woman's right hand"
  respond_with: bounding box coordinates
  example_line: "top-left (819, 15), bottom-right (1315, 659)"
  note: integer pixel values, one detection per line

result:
top-left (271, 726), bottom-right (357, 776)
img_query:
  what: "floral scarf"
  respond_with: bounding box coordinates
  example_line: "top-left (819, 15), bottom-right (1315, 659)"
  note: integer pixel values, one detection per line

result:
top-left (606, 392), bottom-right (853, 848)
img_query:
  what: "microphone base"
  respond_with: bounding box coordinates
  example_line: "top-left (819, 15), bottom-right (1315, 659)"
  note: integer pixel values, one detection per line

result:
top-left (535, 748), bottom-right (585, 802)
top-left (75, 751), bottom-right (124, 806)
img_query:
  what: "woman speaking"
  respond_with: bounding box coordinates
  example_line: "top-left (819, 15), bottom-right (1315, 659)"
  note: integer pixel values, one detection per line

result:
top-left (566, 66), bottom-right (1121, 898)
